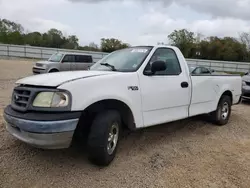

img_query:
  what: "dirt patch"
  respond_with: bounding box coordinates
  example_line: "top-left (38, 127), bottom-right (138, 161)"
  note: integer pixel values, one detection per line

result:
top-left (0, 59), bottom-right (250, 188)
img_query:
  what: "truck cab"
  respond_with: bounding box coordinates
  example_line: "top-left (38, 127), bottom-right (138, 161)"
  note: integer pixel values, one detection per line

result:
top-left (4, 45), bottom-right (242, 166)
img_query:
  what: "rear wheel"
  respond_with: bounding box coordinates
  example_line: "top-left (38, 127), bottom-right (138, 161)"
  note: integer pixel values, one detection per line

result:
top-left (210, 95), bottom-right (232, 126)
top-left (87, 110), bottom-right (121, 166)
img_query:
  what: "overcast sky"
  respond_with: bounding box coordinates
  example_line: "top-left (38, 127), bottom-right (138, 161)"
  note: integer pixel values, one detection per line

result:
top-left (0, 0), bottom-right (250, 46)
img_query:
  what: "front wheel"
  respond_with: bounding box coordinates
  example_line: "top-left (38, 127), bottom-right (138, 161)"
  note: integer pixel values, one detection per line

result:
top-left (49, 69), bottom-right (59, 73)
top-left (210, 95), bottom-right (232, 126)
top-left (87, 110), bottom-right (121, 166)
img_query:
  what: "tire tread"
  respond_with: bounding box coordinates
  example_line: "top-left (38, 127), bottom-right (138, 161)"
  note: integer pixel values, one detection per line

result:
top-left (87, 110), bottom-right (121, 166)
top-left (211, 95), bottom-right (232, 126)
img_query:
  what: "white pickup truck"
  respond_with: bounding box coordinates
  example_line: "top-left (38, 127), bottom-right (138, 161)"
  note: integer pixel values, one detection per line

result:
top-left (3, 45), bottom-right (242, 166)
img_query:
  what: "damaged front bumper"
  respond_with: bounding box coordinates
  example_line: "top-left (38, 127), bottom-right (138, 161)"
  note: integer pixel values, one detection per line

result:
top-left (3, 105), bottom-right (81, 149)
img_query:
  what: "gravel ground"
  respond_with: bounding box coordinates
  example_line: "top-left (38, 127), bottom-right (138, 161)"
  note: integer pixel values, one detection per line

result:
top-left (1, 59), bottom-right (250, 188)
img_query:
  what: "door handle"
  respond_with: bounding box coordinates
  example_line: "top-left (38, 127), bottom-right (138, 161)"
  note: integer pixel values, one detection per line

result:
top-left (181, 82), bottom-right (189, 88)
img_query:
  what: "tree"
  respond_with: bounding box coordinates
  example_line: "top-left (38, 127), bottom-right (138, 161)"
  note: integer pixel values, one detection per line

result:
top-left (46, 28), bottom-right (66, 48)
top-left (0, 18), bottom-right (82, 49)
top-left (62, 35), bottom-right (79, 49)
top-left (0, 20), bottom-right (8, 43)
top-left (41, 33), bottom-right (50, 47)
top-left (78, 42), bottom-right (100, 51)
top-left (168, 29), bottom-right (196, 58)
top-left (196, 36), bottom-right (248, 61)
top-left (221, 37), bottom-right (248, 61)
top-left (199, 40), bottom-right (210, 59)
top-left (24, 32), bottom-right (42, 46)
top-left (7, 31), bottom-right (24, 44)
top-left (89, 42), bottom-right (98, 49)
top-left (240, 32), bottom-right (250, 51)
top-left (100, 38), bottom-right (130, 53)
top-left (0, 18), bottom-right (25, 44)
top-left (0, 19), bottom-right (24, 33)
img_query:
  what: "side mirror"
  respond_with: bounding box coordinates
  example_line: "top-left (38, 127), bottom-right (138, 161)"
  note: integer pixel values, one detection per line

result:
top-left (245, 72), bottom-right (249, 76)
top-left (144, 61), bottom-right (167, 75)
top-left (151, 61), bottom-right (167, 73)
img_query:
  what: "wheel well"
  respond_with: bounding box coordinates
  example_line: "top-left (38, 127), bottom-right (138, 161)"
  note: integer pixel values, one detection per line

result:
top-left (49, 68), bottom-right (59, 73)
top-left (75, 99), bottom-right (136, 139)
top-left (221, 90), bottom-right (233, 103)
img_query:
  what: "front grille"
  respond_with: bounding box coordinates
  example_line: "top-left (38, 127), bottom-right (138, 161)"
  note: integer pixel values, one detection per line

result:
top-left (11, 87), bottom-right (32, 112)
top-left (36, 63), bottom-right (43, 67)
top-left (11, 86), bottom-right (59, 112)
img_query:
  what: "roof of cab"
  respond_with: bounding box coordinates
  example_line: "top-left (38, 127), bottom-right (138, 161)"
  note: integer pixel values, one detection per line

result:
top-left (55, 52), bottom-right (93, 56)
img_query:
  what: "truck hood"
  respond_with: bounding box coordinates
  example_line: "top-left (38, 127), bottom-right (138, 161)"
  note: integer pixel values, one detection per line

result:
top-left (35, 60), bottom-right (51, 64)
top-left (16, 71), bottom-right (117, 87)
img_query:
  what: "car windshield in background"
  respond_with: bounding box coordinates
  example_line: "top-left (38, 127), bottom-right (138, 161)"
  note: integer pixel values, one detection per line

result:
top-left (48, 53), bottom-right (64, 62)
top-left (90, 47), bottom-right (153, 72)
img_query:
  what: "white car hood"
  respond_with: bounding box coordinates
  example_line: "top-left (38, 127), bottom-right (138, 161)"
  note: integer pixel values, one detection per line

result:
top-left (16, 71), bottom-right (116, 87)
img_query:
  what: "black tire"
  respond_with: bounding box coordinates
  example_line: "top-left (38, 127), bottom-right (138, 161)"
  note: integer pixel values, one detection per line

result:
top-left (49, 69), bottom-right (59, 73)
top-left (210, 95), bottom-right (232, 126)
top-left (87, 110), bottom-right (121, 166)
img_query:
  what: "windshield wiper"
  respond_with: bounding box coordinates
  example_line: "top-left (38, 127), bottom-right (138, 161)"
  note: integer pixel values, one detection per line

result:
top-left (100, 63), bottom-right (117, 71)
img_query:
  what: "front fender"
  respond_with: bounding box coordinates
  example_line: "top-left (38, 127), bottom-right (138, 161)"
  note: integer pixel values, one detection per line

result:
top-left (58, 73), bottom-right (144, 128)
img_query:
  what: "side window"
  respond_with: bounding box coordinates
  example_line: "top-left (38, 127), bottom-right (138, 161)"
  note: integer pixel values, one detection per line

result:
top-left (192, 67), bottom-right (211, 75)
top-left (75, 55), bottom-right (93, 63)
top-left (193, 68), bottom-right (202, 74)
top-left (145, 48), bottom-right (182, 75)
top-left (201, 67), bottom-right (211, 74)
top-left (62, 55), bottom-right (75, 62)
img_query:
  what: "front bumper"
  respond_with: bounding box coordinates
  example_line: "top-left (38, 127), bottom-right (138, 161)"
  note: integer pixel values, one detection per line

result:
top-left (32, 67), bottom-right (47, 74)
top-left (3, 106), bottom-right (81, 149)
top-left (5, 122), bottom-right (75, 149)
top-left (242, 87), bottom-right (250, 100)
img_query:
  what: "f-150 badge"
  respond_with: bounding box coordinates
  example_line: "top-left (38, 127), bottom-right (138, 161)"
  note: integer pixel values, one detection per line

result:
top-left (128, 86), bottom-right (139, 91)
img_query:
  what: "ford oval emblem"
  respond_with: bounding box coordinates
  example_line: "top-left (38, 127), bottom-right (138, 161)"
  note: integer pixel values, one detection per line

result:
top-left (14, 94), bottom-right (20, 101)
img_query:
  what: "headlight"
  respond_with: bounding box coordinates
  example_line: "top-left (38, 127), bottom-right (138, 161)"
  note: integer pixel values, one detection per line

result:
top-left (242, 81), bottom-right (247, 86)
top-left (33, 92), bottom-right (69, 108)
top-left (36, 63), bottom-right (47, 68)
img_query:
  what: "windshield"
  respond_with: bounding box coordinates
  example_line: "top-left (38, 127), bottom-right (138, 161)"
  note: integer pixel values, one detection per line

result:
top-left (90, 47), bottom-right (153, 72)
top-left (48, 53), bottom-right (64, 62)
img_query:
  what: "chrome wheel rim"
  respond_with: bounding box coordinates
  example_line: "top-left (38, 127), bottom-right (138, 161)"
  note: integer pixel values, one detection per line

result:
top-left (107, 122), bottom-right (119, 155)
top-left (221, 102), bottom-right (229, 120)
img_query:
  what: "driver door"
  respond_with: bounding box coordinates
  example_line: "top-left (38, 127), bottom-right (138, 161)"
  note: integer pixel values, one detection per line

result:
top-left (61, 54), bottom-right (75, 71)
top-left (139, 47), bottom-right (191, 127)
